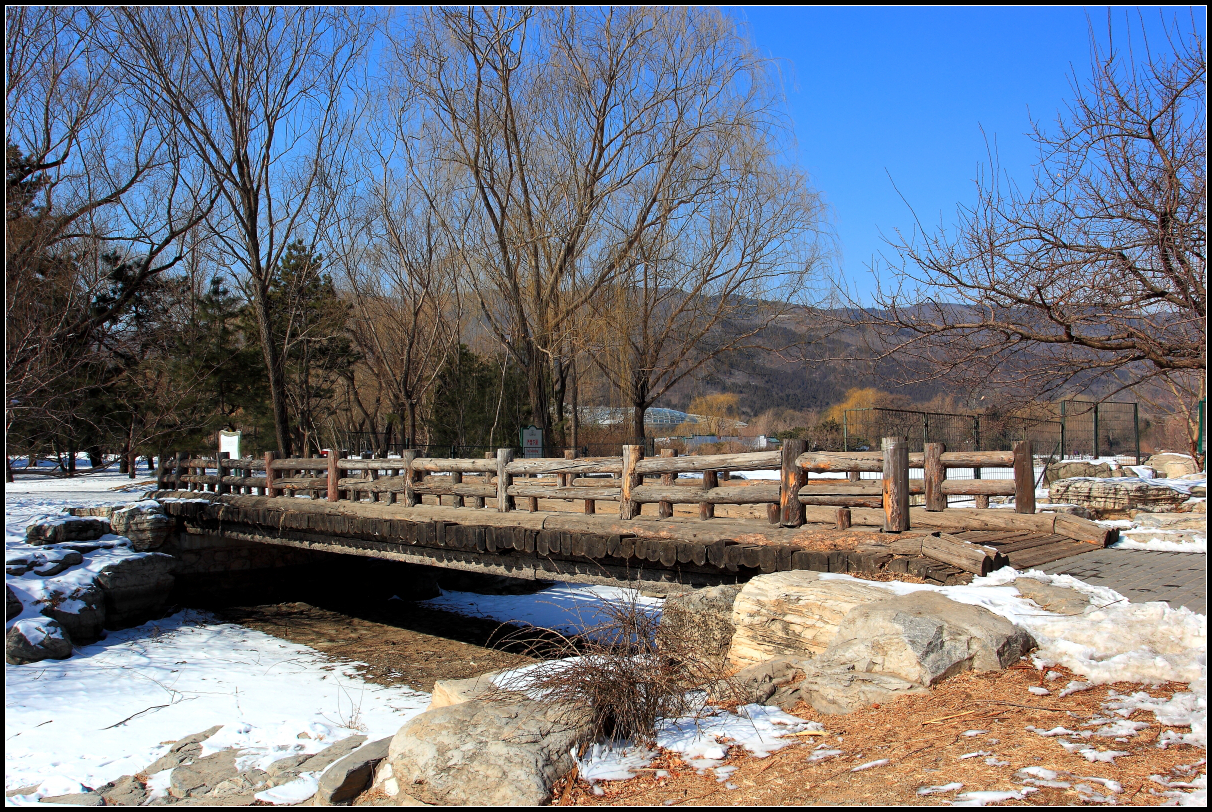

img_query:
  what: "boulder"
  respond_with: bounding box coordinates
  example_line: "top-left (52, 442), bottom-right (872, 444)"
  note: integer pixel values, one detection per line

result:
top-left (30, 550), bottom-right (83, 577)
top-left (726, 572), bottom-right (889, 669)
top-left (94, 553), bottom-right (176, 629)
top-left (315, 737), bottom-right (391, 805)
top-left (25, 516), bottom-right (109, 545)
top-left (109, 503), bottom-right (175, 551)
top-left (6, 584), bottom-right (21, 621)
top-left (819, 591), bottom-right (1036, 686)
top-left (1129, 512), bottom-right (1207, 530)
top-left (5, 618), bottom-right (74, 664)
top-left (1145, 453), bottom-right (1200, 478)
top-left (1043, 461), bottom-right (1120, 485)
top-left (723, 656), bottom-right (928, 715)
top-left (429, 671), bottom-right (501, 710)
top-left (1012, 579), bottom-right (1090, 615)
top-left (1049, 478), bottom-right (1188, 516)
top-left (169, 749), bottom-right (238, 798)
top-left (658, 585), bottom-right (741, 660)
top-left (1036, 503), bottom-right (1094, 520)
top-left (296, 733), bottom-right (368, 774)
top-left (143, 725), bottom-right (222, 774)
top-left (40, 583), bottom-right (107, 644)
top-left (389, 700), bottom-right (592, 806)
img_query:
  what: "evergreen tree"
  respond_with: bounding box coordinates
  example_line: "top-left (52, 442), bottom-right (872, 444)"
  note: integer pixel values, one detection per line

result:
top-left (427, 345), bottom-right (530, 452)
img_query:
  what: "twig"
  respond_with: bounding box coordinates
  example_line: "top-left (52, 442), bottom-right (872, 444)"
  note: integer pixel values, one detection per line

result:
top-left (972, 700), bottom-right (1071, 712)
top-left (100, 703), bottom-right (171, 729)
top-left (922, 709), bottom-right (990, 725)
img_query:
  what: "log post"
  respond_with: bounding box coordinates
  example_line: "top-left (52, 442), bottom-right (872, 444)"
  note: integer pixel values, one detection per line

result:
top-left (924, 442), bottom-right (946, 511)
top-left (620, 445), bottom-right (642, 520)
top-left (848, 469), bottom-right (861, 483)
top-left (836, 507), bottom-right (852, 530)
top-left (402, 450), bottom-right (419, 507)
top-left (217, 452), bottom-right (230, 495)
top-left (264, 451), bottom-right (277, 498)
top-left (367, 451), bottom-right (381, 503)
top-left (700, 470), bottom-right (717, 520)
top-left (780, 439), bottom-right (806, 527)
top-left (527, 495), bottom-right (539, 512)
top-left (1013, 440), bottom-right (1035, 514)
top-left (497, 448), bottom-right (516, 512)
top-left (451, 468), bottom-right (464, 508)
top-left (882, 436), bottom-right (909, 532)
top-left (326, 449), bottom-right (339, 502)
top-left (473, 452), bottom-right (492, 509)
top-left (658, 448), bottom-right (676, 519)
top-left (975, 494), bottom-right (990, 509)
top-left (174, 451), bottom-right (187, 491)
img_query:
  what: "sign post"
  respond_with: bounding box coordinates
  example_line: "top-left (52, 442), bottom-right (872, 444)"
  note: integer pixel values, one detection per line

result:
top-left (219, 430), bottom-right (241, 459)
top-left (520, 425), bottom-right (543, 459)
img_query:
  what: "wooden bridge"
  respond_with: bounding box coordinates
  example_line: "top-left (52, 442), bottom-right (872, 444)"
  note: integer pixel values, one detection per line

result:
top-left (155, 439), bottom-right (1116, 588)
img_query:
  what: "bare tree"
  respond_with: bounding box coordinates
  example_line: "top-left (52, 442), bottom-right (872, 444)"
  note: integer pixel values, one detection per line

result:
top-left (394, 7), bottom-right (811, 449)
top-left (5, 7), bottom-right (212, 472)
top-left (110, 7), bottom-right (376, 457)
top-left (864, 19), bottom-right (1205, 452)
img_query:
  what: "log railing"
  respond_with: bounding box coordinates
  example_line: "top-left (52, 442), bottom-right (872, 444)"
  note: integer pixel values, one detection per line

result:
top-left (158, 437), bottom-right (1035, 532)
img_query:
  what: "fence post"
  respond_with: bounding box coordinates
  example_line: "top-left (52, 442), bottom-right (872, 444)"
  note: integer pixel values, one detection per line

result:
top-left (264, 451), bottom-right (277, 498)
top-left (700, 469), bottom-right (716, 520)
top-left (780, 438), bottom-right (806, 527)
top-left (402, 450), bottom-right (419, 507)
top-left (326, 449), bottom-right (339, 502)
top-left (1093, 403), bottom-right (1101, 459)
top-left (658, 448), bottom-right (676, 519)
top-left (923, 442), bottom-right (946, 511)
top-left (496, 448), bottom-right (515, 512)
top-left (474, 452), bottom-right (492, 509)
top-left (1133, 403), bottom-right (1141, 464)
top-left (173, 451), bottom-right (187, 491)
top-left (882, 436), bottom-right (909, 532)
top-left (620, 444), bottom-right (642, 520)
top-left (1013, 440), bottom-right (1035, 515)
top-left (156, 455), bottom-right (169, 490)
top-left (217, 451), bottom-right (230, 495)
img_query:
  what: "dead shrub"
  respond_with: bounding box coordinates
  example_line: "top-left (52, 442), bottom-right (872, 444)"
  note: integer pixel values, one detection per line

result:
top-left (488, 588), bottom-right (742, 745)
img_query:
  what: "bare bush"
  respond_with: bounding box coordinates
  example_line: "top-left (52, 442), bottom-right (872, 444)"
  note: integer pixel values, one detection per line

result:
top-left (489, 589), bottom-right (740, 745)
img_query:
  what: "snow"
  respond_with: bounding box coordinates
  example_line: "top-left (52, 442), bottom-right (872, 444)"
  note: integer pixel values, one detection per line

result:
top-left (5, 469), bottom-right (431, 799)
top-left (255, 773), bottom-right (321, 805)
top-left (950, 788), bottom-right (1038, 806)
top-left (420, 582), bottom-right (663, 636)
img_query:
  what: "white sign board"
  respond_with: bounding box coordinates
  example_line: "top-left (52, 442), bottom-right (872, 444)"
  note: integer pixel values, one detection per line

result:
top-left (521, 426), bottom-right (543, 459)
top-left (219, 430), bottom-right (242, 459)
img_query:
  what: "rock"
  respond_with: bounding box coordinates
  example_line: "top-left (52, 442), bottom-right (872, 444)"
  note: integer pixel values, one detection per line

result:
top-left (1036, 503), bottom-right (1094, 520)
top-left (40, 791), bottom-right (105, 805)
top-left (68, 506), bottom-right (116, 518)
top-left (1049, 478), bottom-right (1189, 517)
top-left (315, 737), bottom-right (391, 805)
top-left (31, 551), bottom-right (83, 576)
top-left (99, 775), bottom-right (147, 806)
top-left (1043, 461), bottom-right (1119, 485)
top-left (389, 700), bottom-right (592, 806)
top-left (795, 664), bottom-right (929, 714)
top-left (5, 618), bottom-right (73, 664)
top-left (658, 585), bottom-right (741, 660)
top-left (265, 753), bottom-right (312, 777)
top-left (40, 583), bottom-right (107, 644)
top-left (144, 725), bottom-right (222, 774)
top-left (1191, 485), bottom-right (1207, 498)
top-left (1145, 453), bottom-right (1200, 478)
top-left (723, 656), bottom-right (815, 705)
top-left (169, 748), bottom-right (238, 798)
top-left (429, 672), bottom-right (500, 710)
top-left (726, 572), bottom-right (889, 669)
top-left (1013, 579), bottom-right (1090, 615)
top-left (819, 591), bottom-right (1036, 686)
top-left (6, 585), bottom-right (21, 621)
top-left (110, 504), bottom-right (175, 551)
top-left (94, 553), bottom-right (175, 629)
top-left (1130, 513), bottom-right (1207, 530)
top-left (25, 516), bottom-right (109, 545)
top-left (1190, 499), bottom-right (1207, 514)
top-left (295, 734), bottom-right (368, 776)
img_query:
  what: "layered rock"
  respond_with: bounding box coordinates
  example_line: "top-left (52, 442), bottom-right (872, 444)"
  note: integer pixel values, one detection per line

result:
top-left (1145, 453), bottom-right (1200, 478)
top-left (40, 583), bottom-right (107, 644)
top-left (5, 618), bottom-right (73, 664)
top-left (1050, 478), bottom-right (1189, 516)
top-left (110, 503), bottom-right (175, 551)
top-left (93, 553), bottom-right (176, 629)
top-left (726, 572), bottom-right (889, 669)
top-left (25, 516), bottom-right (109, 545)
top-left (658, 584), bottom-right (740, 661)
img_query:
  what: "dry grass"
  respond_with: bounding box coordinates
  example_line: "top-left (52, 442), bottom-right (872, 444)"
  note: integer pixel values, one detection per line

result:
top-left (551, 663), bottom-right (1202, 806)
top-left (489, 589), bottom-right (743, 746)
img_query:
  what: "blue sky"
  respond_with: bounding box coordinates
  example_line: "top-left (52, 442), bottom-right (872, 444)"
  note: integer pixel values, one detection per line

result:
top-left (732, 6), bottom-right (1206, 302)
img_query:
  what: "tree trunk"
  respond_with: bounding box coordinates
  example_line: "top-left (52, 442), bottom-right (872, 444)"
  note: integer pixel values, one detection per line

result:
top-left (632, 403), bottom-right (648, 445)
top-left (252, 287), bottom-right (293, 458)
top-left (570, 357), bottom-right (579, 450)
top-left (406, 399), bottom-right (417, 449)
top-left (525, 344), bottom-right (553, 451)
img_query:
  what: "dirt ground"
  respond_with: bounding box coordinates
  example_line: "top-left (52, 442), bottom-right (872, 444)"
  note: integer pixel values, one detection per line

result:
top-left (216, 599), bottom-right (535, 694)
top-left (552, 663), bottom-right (1202, 807)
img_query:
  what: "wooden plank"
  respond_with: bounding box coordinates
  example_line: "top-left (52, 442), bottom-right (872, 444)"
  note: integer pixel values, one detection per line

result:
top-left (507, 484), bottom-right (621, 500)
top-left (632, 483), bottom-right (780, 504)
top-left (799, 495), bottom-right (884, 508)
top-left (795, 451), bottom-right (884, 473)
top-left (994, 535), bottom-right (1074, 554)
top-left (939, 451), bottom-right (1015, 467)
top-left (940, 479), bottom-right (1017, 496)
top-left (506, 457), bottom-right (624, 475)
top-left (1053, 513), bottom-right (1117, 546)
top-left (921, 533), bottom-right (1000, 575)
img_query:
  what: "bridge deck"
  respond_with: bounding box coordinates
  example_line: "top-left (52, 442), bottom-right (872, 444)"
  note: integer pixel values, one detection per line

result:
top-left (156, 491), bottom-right (1109, 588)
